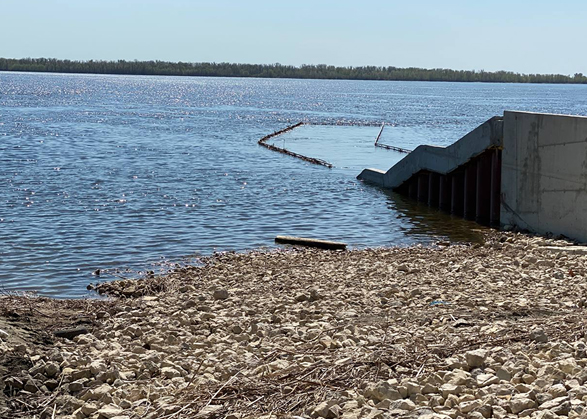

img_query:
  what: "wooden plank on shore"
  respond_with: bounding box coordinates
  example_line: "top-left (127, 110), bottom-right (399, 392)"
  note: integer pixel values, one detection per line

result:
top-left (275, 235), bottom-right (347, 250)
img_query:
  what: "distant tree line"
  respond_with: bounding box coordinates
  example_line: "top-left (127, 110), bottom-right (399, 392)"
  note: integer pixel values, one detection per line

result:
top-left (1, 57), bottom-right (586, 84)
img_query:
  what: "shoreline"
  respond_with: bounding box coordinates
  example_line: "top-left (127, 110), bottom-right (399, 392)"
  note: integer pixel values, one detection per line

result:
top-left (2, 60), bottom-right (587, 85)
top-left (2, 231), bottom-right (587, 418)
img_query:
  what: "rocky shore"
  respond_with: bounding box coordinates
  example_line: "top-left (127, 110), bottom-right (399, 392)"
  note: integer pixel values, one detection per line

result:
top-left (2, 232), bottom-right (587, 419)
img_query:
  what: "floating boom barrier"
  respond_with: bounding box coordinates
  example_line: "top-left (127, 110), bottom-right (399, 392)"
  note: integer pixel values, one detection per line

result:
top-left (258, 122), bottom-right (333, 168)
top-left (374, 123), bottom-right (412, 154)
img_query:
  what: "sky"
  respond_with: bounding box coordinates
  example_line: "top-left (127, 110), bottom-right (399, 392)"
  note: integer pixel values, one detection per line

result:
top-left (2, 0), bottom-right (586, 75)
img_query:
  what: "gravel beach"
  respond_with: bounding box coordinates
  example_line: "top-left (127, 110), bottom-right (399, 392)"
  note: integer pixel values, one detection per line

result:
top-left (2, 231), bottom-right (587, 419)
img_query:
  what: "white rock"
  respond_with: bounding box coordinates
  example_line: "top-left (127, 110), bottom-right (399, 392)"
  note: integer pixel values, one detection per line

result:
top-left (389, 399), bottom-right (416, 411)
top-left (549, 383), bottom-right (568, 398)
top-left (81, 403), bottom-right (99, 416)
top-left (310, 401), bottom-right (337, 418)
top-left (364, 381), bottom-right (402, 402)
top-left (459, 400), bottom-right (481, 413)
top-left (465, 349), bottom-right (488, 368)
top-left (446, 369), bottom-right (470, 385)
top-left (90, 360), bottom-right (107, 376)
top-left (476, 373), bottom-right (499, 387)
top-left (406, 381), bottom-right (422, 396)
top-left (510, 398), bottom-right (536, 414)
top-left (97, 404), bottom-right (123, 419)
top-left (440, 384), bottom-right (462, 399)
top-left (531, 411), bottom-right (559, 419)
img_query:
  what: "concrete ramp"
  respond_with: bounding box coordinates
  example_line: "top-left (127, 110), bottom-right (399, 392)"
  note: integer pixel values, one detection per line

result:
top-left (358, 116), bottom-right (503, 188)
top-left (358, 110), bottom-right (587, 242)
top-left (358, 116), bottom-right (504, 226)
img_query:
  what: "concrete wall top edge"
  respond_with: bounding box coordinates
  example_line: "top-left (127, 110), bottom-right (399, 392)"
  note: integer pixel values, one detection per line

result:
top-left (505, 110), bottom-right (587, 120)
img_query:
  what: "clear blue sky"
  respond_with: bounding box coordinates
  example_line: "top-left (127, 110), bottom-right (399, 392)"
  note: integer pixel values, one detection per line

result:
top-left (2, 0), bottom-right (586, 75)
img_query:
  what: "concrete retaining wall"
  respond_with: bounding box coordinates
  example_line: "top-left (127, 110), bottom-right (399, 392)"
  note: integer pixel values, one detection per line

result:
top-left (358, 117), bottom-right (503, 189)
top-left (501, 111), bottom-right (587, 243)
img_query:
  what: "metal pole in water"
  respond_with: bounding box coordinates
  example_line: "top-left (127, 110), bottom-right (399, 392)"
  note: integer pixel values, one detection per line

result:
top-left (375, 123), bottom-right (385, 145)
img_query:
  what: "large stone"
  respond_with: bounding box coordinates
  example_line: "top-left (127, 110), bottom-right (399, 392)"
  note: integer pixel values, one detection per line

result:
top-left (295, 293), bottom-right (308, 302)
top-left (552, 401), bottom-right (571, 416)
top-left (440, 384), bottom-right (462, 399)
top-left (213, 289), bottom-right (229, 300)
top-left (310, 401), bottom-right (338, 418)
top-left (82, 403), bottom-right (99, 416)
top-left (68, 380), bottom-right (85, 393)
top-left (72, 369), bottom-right (92, 381)
top-left (90, 361), bottom-right (107, 376)
top-left (532, 411), bottom-right (559, 419)
top-left (492, 406), bottom-right (508, 419)
top-left (97, 405), bottom-right (123, 419)
top-left (446, 369), bottom-right (471, 385)
top-left (421, 383), bottom-right (438, 394)
top-left (510, 398), bottom-right (536, 414)
top-left (389, 399), bottom-right (416, 411)
top-left (559, 358), bottom-right (579, 375)
top-left (29, 363), bottom-right (46, 376)
top-left (539, 396), bottom-right (569, 410)
top-left (44, 362), bottom-right (60, 378)
top-left (364, 381), bottom-right (402, 402)
top-left (476, 404), bottom-right (493, 418)
top-left (476, 373), bottom-right (499, 387)
top-left (93, 383), bottom-right (113, 399)
top-left (23, 380), bottom-right (39, 393)
top-left (465, 349), bottom-right (488, 368)
top-left (459, 400), bottom-right (482, 414)
top-left (406, 381), bottom-right (422, 396)
top-left (496, 368), bottom-right (512, 381)
top-left (548, 383), bottom-right (568, 398)
top-left (45, 379), bottom-right (59, 391)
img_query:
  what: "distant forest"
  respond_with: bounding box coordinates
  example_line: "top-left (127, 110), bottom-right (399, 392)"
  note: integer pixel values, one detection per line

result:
top-left (1, 57), bottom-right (586, 84)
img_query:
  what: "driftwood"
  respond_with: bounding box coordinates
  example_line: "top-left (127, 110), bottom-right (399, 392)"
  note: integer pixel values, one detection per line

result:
top-left (275, 235), bottom-right (347, 250)
top-left (53, 326), bottom-right (90, 340)
top-left (258, 123), bottom-right (333, 168)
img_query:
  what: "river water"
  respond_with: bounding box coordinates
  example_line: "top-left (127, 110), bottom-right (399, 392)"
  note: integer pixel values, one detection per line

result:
top-left (2, 72), bottom-right (587, 297)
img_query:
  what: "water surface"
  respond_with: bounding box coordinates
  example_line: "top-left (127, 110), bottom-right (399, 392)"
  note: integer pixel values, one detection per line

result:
top-left (2, 72), bottom-right (587, 297)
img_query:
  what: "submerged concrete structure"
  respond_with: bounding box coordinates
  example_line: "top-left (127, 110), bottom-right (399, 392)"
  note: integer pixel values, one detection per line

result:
top-left (358, 111), bottom-right (587, 243)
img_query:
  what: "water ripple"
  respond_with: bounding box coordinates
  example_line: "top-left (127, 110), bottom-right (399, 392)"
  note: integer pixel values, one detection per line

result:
top-left (2, 72), bottom-right (587, 297)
